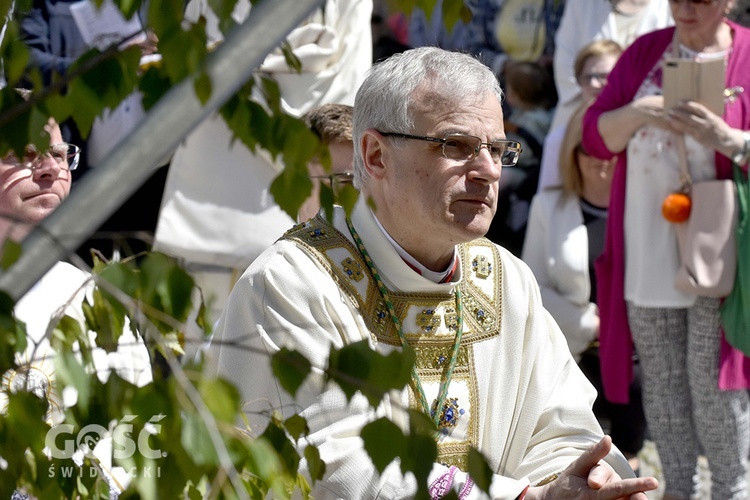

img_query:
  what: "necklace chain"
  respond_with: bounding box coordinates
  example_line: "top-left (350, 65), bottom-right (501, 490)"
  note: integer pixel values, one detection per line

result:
top-left (345, 218), bottom-right (464, 427)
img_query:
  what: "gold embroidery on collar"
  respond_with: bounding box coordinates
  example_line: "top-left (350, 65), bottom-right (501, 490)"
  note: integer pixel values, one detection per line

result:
top-left (283, 217), bottom-right (501, 469)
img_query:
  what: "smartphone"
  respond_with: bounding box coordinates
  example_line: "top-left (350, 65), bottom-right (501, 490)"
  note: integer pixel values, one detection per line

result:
top-left (662, 57), bottom-right (725, 116)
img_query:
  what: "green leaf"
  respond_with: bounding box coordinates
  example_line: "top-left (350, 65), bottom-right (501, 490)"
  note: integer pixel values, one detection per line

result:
top-left (158, 26), bottom-right (207, 84)
top-left (259, 420), bottom-right (300, 476)
top-left (5, 391), bottom-right (49, 450)
top-left (51, 315), bottom-right (87, 363)
top-left (139, 66), bottom-right (172, 111)
top-left (2, 39), bottom-right (29, 88)
top-left (361, 417), bottom-right (405, 474)
top-left (89, 287), bottom-right (126, 353)
top-left (198, 377), bottom-right (240, 423)
top-left (336, 185), bottom-right (360, 219)
top-left (113, 0), bottom-right (143, 19)
top-left (0, 239), bottom-right (21, 269)
top-left (402, 432), bottom-right (438, 498)
top-left (280, 41), bottom-right (302, 73)
top-left (55, 349), bottom-right (91, 415)
top-left (66, 48), bottom-right (141, 137)
top-left (194, 294), bottom-right (211, 338)
top-left (137, 252), bottom-right (196, 332)
top-left (0, 88), bottom-right (34, 158)
top-left (181, 411), bottom-right (219, 466)
top-left (194, 71), bottom-right (212, 105)
top-left (147, 0), bottom-right (183, 36)
top-left (327, 340), bottom-right (414, 407)
top-left (207, 0), bottom-right (235, 33)
top-left (270, 162), bottom-right (313, 220)
top-left (0, 293), bottom-right (24, 371)
top-left (319, 182), bottom-right (336, 223)
top-left (186, 482), bottom-right (203, 500)
top-left (283, 414), bottom-right (308, 441)
top-left (260, 76), bottom-right (282, 116)
top-left (304, 444), bottom-right (326, 482)
top-left (99, 259), bottom-right (139, 299)
top-left (467, 447), bottom-right (493, 495)
top-left (245, 437), bottom-right (288, 494)
top-left (130, 384), bottom-right (172, 424)
top-left (271, 347), bottom-right (312, 398)
top-left (45, 92), bottom-right (72, 124)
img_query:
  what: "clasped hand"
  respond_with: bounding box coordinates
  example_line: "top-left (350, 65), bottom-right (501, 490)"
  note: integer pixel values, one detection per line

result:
top-left (524, 435), bottom-right (658, 500)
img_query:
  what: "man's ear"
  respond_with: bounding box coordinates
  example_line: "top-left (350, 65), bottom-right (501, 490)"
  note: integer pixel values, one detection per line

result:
top-left (361, 129), bottom-right (387, 180)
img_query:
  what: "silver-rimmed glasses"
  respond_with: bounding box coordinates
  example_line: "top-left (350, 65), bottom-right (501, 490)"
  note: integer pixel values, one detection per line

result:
top-left (309, 172), bottom-right (354, 195)
top-left (379, 132), bottom-right (522, 167)
top-left (3, 143), bottom-right (81, 171)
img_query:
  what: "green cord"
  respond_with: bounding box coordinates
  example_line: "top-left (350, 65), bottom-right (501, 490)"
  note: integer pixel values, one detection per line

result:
top-left (345, 218), bottom-right (464, 427)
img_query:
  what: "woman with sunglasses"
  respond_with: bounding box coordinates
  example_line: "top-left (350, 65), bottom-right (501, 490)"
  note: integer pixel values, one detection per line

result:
top-left (584, 1), bottom-right (750, 498)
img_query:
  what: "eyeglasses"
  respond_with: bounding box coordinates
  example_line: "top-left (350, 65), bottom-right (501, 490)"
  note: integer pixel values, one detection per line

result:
top-left (3, 143), bottom-right (81, 171)
top-left (309, 172), bottom-right (354, 194)
top-left (577, 72), bottom-right (609, 86)
top-left (379, 132), bottom-right (522, 167)
top-left (667, 0), bottom-right (716, 5)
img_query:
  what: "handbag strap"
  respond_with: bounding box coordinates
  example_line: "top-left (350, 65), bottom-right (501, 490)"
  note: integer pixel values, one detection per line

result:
top-left (675, 133), bottom-right (693, 191)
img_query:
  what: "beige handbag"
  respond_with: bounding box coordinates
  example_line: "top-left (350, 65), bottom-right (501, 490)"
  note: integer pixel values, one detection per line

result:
top-left (673, 134), bottom-right (738, 297)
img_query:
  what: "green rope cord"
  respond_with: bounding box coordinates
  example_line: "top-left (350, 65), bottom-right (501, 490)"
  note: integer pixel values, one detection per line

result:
top-left (345, 218), bottom-right (464, 427)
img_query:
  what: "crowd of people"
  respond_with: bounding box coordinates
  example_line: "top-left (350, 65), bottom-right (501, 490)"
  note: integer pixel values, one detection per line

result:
top-left (3, 0), bottom-right (750, 498)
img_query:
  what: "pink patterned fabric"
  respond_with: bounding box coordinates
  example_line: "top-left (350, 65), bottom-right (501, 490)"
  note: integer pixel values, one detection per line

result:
top-left (429, 466), bottom-right (458, 499)
top-left (458, 475), bottom-right (474, 499)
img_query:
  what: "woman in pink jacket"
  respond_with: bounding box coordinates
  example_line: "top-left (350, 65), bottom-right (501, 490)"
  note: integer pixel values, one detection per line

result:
top-left (583, 1), bottom-right (750, 498)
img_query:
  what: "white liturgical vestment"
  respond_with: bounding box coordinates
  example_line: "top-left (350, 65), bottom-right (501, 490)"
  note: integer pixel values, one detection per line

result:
top-left (210, 200), bottom-right (632, 499)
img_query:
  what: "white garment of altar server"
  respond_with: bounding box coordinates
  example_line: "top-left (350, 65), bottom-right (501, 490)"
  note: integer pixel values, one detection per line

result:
top-left (153, 0), bottom-right (372, 328)
top-left (0, 262), bottom-right (152, 426)
top-left (522, 189), bottom-right (600, 361)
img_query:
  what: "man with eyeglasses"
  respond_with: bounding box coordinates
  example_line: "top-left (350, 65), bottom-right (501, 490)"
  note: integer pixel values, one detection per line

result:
top-left (1, 115), bottom-right (151, 498)
top-left (298, 103), bottom-right (356, 222)
top-left (0, 119), bottom-right (79, 241)
top-left (210, 47), bottom-right (658, 499)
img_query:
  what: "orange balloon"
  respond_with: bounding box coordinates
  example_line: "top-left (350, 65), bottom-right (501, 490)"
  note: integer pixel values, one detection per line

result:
top-left (662, 192), bottom-right (692, 223)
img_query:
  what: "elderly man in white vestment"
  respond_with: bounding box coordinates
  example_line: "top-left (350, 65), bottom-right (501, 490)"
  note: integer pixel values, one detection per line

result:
top-left (210, 47), bottom-right (659, 499)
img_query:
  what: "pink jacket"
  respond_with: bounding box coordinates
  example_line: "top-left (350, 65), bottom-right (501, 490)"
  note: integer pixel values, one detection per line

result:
top-left (583, 21), bottom-right (750, 404)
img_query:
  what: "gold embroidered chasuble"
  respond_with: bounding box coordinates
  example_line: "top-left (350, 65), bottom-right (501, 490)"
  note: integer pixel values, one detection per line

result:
top-left (281, 214), bottom-right (504, 470)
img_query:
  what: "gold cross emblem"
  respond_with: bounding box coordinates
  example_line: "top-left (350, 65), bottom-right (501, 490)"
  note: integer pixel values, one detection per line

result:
top-left (472, 255), bottom-right (492, 279)
top-left (444, 307), bottom-right (458, 331)
top-left (341, 257), bottom-right (364, 281)
top-left (416, 309), bottom-right (440, 333)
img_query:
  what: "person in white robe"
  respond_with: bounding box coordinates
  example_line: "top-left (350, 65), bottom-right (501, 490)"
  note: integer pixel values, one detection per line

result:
top-left (153, 0), bottom-right (372, 330)
top-left (210, 47), bottom-right (659, 499)
top-left (0, 116), bottom-right (152, 497)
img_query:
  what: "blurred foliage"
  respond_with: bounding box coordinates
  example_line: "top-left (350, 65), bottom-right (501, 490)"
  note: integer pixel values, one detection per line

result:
top-left (0, 0), bottom-right (494, 497)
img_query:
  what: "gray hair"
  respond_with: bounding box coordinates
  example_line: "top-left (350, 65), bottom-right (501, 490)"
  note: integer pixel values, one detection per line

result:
top-left (352, 47), bottom-right (504, 189)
